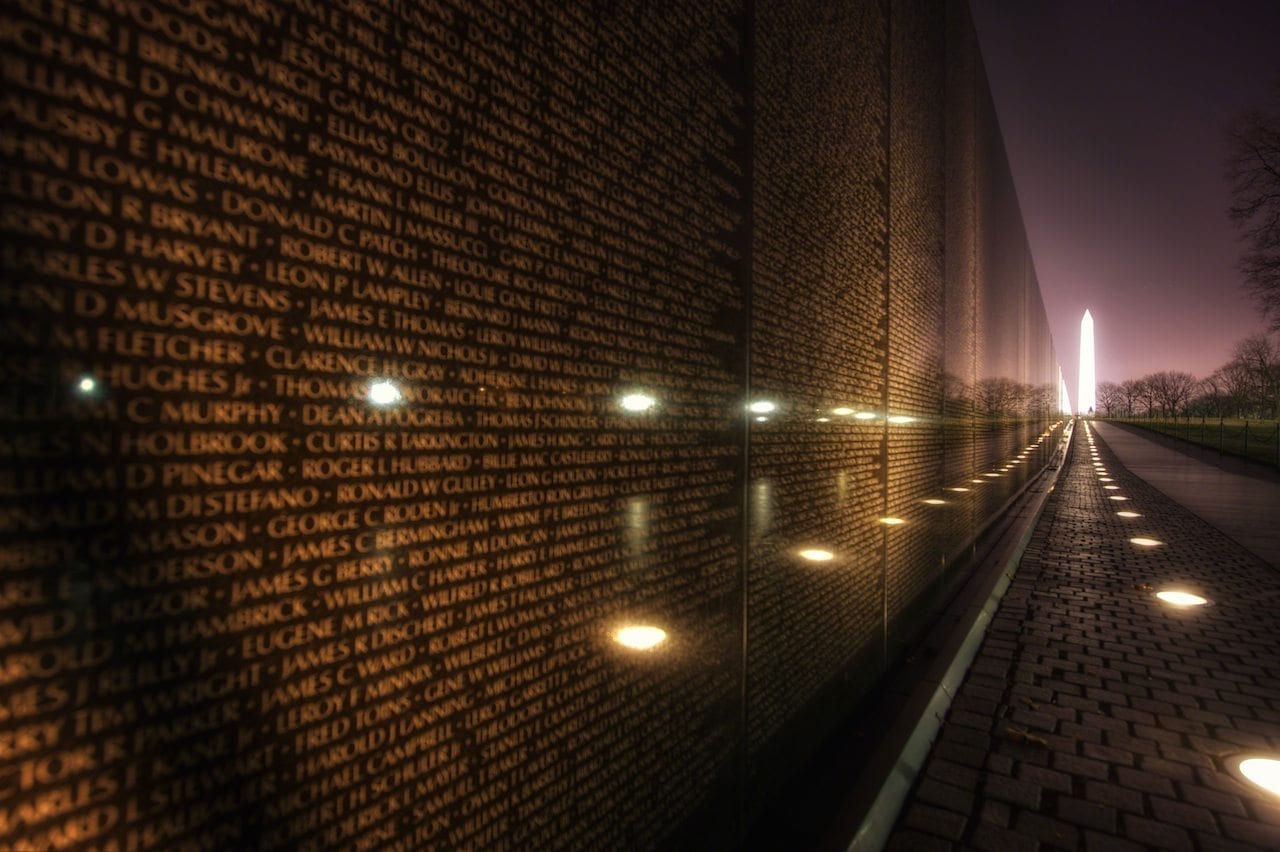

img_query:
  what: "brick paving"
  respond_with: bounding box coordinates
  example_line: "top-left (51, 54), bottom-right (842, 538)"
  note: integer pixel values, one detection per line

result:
top-left (885, 422), bottom-right (1280, 851)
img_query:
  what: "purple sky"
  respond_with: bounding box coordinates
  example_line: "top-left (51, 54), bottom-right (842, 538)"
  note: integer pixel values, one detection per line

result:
top-left (968, 0), bottom-right (1280, 390)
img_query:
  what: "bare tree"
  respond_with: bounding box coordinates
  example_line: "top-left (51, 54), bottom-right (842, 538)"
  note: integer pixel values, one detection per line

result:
top-left (1229, 332), bottom-right (1280, 417)
top-left (1096, 381), bottom-right (1123, 416)
top-left (1226, 88), bottom-right (1280, 330)
top-left (1119, 379), bottom-right (1144, 417)
top-left (1145, 371), bottom-right (1198, 418)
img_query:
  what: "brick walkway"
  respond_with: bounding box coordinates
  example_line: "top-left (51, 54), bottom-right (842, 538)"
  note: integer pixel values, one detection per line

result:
top-left (886, 422), bottom-right (1280, 851)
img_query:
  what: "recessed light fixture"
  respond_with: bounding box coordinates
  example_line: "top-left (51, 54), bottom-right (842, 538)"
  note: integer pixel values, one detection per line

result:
top-left (947, 487), bottom-right (970, 492)
top-left (923, 499), bottom-right (947, 505)
top-left (832, 407), bottom-right (855, 416)
top-left (984, 473), bottom-right (1001, 478)
top-left (1236, 757), bottom-right (1280, 796)
top-left (1108, 495), bottom-right (1129, 501)
top-left (1130, 537), bottom-right (1163, 547)
top-left (879, 517), bottom-right (905, 526)
top-left (1104, 485), bottom-right (1120, 490)
top-left (798, 548), bottom-right (834, 562)
top-left (1155, 590), bottom-right (1208, 607)
top-left (614, 625), bottom-right (668, 650)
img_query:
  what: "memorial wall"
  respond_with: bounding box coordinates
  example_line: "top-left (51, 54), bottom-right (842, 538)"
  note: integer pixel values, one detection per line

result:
top-left (0, 0), bottom-right (1057, 848)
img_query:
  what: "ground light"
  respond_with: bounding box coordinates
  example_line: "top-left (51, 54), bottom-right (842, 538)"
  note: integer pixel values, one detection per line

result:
top-left (1130, 537), bottom-right (1163, 547)
top-left (1155, 590), bottom-right (1208, 607)
top-left (614, 625), bottom-right (668, 650)
top-left (1236, 757), bottom-right (1280, 796)
top-left (797, 549), bottom-right (834, 562)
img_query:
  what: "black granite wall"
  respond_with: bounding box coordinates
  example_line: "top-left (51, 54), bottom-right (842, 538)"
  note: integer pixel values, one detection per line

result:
top-left (0, 0), bottom-right (1057, 848)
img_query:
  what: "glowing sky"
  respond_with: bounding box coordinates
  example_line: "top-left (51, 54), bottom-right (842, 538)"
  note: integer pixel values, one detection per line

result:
top-left (969, 0), bottom-right (1280, 387)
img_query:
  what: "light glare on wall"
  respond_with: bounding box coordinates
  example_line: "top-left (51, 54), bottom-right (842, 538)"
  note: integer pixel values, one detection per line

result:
top-left (368, 379), bottom-right (402, 406)
top-left (620, 393), bottom-right (657, 412)
top-left (832, 407), bottom-right (855, 416)
top-left (879, 517), bottom-right (905, 526)
top-left (614, 625), bottom-right (668, 650)
top-left (854, 411), bottom-right (877, 420)
top-left (797, 549), bottom-right (834, 562)
top-left (1130, 537), bottom-right (1162, 547)
top-left (922, 499), bottom-right (946, 505)
top-left (887, 415), bottom-right (913, 424)
top-left (1116, 511), bottom-right (1141, 518)
top-left (748, 400), bottom-right (776, 414)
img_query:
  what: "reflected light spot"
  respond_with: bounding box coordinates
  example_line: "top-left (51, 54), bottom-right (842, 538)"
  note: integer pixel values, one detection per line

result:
top-left (887, 415), bottom-right (914, 424)
top-left (1238, 758), bottom-right (1280, 796)
top-left (1156, 591), bottom-right (1208, 607)
top-left (748, 400), bottom-right (776, 414)
top-left (854, 411), bottom-right (877, 420)
top-left (368, 379), bottom-right (401, 406)
top-left (832, 407), bottom-right (855, 416)
top-left (798, 548), bottom-right (834, 562)
top-left (1108, 495), bottom-right (1129, 501)
top-left (620, 392), bottom-right (656, 412)
top-left (75, 375), bottom-right (97, 394)
top-left (923, 499), bottom-right (947, 505)
top-left (614, 625), bottom-right (668, 650)
top-left (1116, 511), bottom-right (1141, 518)
top-left (1130, 537), bottom-right (1163, 547)
top-left (879, 517), bottom-right (905, 526)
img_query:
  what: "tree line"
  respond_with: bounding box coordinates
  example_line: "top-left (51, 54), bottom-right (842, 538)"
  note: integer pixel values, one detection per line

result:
top-left (1096, 332), bottom-right (1280, 419)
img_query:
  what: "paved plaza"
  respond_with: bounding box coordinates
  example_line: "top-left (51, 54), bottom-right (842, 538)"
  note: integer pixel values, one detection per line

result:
top-left (886, 421), bottom-right (1280, 851)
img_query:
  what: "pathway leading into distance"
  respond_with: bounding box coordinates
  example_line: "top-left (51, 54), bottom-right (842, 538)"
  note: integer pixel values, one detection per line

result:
top-left (1089, 421), bottom-right (1280, 571)
top-left (884, 420), bottom-right (1280, 851)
